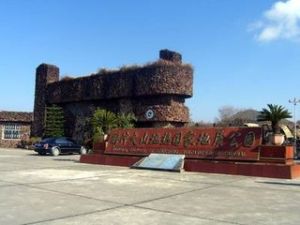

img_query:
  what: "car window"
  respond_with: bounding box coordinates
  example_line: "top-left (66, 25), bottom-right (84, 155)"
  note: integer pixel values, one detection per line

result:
top-left (41, 138), bottom-right (55, 144)
top-left (67, 138), bottom-right (77, 144)
top-left (55, 138), bottom-right (69, 144)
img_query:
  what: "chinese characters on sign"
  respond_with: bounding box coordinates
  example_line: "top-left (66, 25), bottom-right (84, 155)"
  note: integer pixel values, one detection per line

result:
top-left (106, 127), bottom-right (262, 161)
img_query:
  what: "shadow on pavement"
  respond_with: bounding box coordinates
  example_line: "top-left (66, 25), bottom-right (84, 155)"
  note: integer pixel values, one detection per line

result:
top-left (257, 181), bottom-right (300, 186)
top-left (52, 158), bottom-right (79, 162)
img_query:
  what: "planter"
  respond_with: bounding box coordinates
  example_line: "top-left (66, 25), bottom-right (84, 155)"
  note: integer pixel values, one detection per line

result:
top-left (272, 134), bottom-right (285, 146)
top-left (92, 142), bottom-right (106, 154)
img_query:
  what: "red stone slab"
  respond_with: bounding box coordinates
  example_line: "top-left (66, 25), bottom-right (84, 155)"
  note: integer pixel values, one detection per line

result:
top-left (106, 127), bottom-right (262, 161)
top-left (80, 154), bottom-right (142, 167)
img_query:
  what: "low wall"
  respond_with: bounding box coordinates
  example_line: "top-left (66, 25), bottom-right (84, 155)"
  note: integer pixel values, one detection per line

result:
top-left (80, 127), bottom-right (300, 179)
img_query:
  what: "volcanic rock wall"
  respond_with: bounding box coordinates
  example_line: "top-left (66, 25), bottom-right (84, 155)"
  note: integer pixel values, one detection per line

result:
top-left (32, 64), bottom-right (59, 137)
top-left (32, 49), bottom-right (193, 142)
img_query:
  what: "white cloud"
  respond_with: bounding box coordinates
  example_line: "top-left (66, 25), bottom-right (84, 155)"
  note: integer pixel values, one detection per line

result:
top-left (252, 0), bottom-right (300, 42)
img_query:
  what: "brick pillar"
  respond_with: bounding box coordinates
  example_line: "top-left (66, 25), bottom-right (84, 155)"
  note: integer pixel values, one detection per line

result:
top-left (159, 49), bottom-right (182, 64)
top-left (32, 64), bottom-right (59, 137)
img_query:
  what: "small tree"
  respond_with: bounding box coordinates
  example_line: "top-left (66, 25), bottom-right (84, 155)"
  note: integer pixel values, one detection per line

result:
top-left (218, 106), bottom-right (239, 121)
top-left (44, 105), bottom-right (65, 137)
top-left (257, 104), bottom-right (292, 134)
top-left (215, 105), bottom-right (240, 126)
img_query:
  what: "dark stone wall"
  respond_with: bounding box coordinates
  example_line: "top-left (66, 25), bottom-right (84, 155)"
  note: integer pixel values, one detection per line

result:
top-left (33, 50), bottom-right (193, 142)
top-left (46, 63), bottom-right (192, 103)
top-left (134, 63), bottom-right (192, 97)
top-left (59, 96), bottom-right (190, 142)
top-left (134, 97), bottom-right (189, 123)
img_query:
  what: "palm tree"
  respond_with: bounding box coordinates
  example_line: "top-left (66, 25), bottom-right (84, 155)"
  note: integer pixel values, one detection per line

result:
top-left (257, 104), bottom-right (292, 134)
top-left (91, 109), bottom-right (118, 135)
top-left (117, 113), bottom-right (137, 128)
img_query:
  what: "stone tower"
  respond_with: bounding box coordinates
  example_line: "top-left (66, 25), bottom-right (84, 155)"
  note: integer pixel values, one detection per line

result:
top-left (32, 64), bottom-right (59, 137)
top-left (32, 50), bottom-right (193, 141)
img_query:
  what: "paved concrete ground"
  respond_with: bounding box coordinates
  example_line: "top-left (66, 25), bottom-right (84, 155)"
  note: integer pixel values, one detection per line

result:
top-left (0, 148), bottom-right (300, 225)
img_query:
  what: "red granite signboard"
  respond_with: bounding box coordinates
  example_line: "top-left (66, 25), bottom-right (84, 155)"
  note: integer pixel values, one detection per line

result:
top-left (106, 127), bottom-right (262, 161)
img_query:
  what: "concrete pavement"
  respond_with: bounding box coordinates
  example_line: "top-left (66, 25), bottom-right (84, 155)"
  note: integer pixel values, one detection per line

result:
top-left (0, 148), bottom-right (300, 225)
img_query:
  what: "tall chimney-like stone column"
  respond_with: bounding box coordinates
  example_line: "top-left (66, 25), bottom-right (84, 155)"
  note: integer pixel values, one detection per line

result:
top-left (159, 49), bottom-right (182, 64)
top-left (32, 64), bottom-right (59, 137)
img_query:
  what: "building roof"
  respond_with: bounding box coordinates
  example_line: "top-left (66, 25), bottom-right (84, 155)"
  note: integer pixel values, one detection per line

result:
top-left (0, 111), bottom-right (33, 123)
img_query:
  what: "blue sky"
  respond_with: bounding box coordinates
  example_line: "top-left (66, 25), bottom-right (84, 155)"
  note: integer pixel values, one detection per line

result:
top-left (0, 0), bottom-right (300, 122)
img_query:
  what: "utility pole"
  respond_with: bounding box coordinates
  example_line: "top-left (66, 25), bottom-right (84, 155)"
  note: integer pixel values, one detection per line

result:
top-left (289, 97), bottom-right (300, 159)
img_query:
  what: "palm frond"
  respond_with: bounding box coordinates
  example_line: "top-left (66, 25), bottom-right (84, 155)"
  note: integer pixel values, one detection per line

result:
top-left (257, 104), bottom-right (292, 133)
top-left (117, 113), bottom-right (137, 128)
top-left (91, 109), bottom-right (118, 134)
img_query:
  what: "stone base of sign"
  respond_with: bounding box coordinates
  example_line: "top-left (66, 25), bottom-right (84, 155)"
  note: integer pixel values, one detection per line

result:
top-left (184, 160), bottom-right (300, 179)
top-left (80, 153), bottom-right (141, 167)
top-left (132, 154), bottom-right (185, 172)
top-left (259, 145), bottom-right (294, 163)
top-left (80, 143), bottom-right (300, 179)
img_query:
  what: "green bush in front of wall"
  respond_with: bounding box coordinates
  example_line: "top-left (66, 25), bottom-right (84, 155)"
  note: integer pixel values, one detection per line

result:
top-left (90, 109), bottom-right (136, 143)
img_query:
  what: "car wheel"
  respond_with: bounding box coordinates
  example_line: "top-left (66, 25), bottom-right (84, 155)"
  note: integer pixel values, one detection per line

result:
top-left (38, 151), bottom-right (46, 156)
top-left (79, 146), bottom-right (87, 155)
top-left (51, 147), bottom-right (60, 156)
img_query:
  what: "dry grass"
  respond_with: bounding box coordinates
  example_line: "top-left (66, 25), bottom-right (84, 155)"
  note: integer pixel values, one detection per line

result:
top-left (53, 58), bottom-right (193, 84)
top-left (60, 76), bottom-right (74, 81)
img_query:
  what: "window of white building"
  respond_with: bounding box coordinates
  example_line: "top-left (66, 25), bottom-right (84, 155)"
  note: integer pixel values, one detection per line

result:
top-left (2, 124), bottom-right (21, 140)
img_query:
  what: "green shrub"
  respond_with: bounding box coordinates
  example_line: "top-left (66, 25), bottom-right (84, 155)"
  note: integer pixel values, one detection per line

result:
top-left (90, 109), bottom-right (136, 143)
top-left (91, 109), bottom-right (118, 134)
top-left (117, 113), bottom-right (137, 128)
top-left (18, 136), bottom-right (41, 149)
top-left (44, 105), bottom-right (65, 137)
